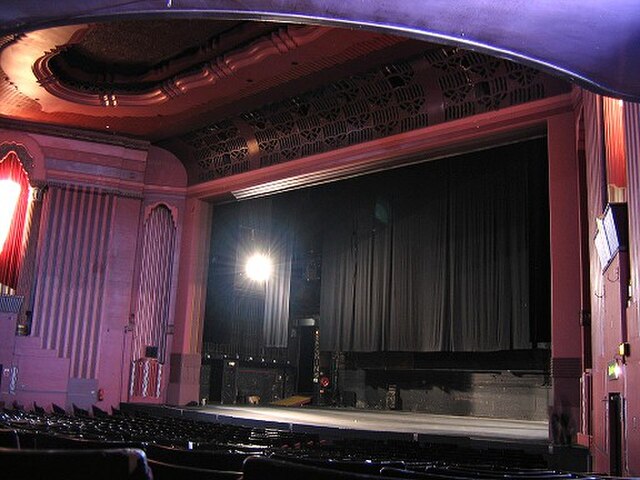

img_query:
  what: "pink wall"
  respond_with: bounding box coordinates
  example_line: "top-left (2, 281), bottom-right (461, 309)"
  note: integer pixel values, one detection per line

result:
top-left (583, 95), bottom-right (640, 475)
top-left (621, 101), bottom-right (640, 475)
top-left (547, 111), bottom-right (584, 444)
top-left (0, 131), bottom-right (187, 411)
top-left (167, 196), bottom-right (211, 405)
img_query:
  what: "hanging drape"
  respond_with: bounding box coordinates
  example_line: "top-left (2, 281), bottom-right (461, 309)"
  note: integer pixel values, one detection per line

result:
top-left (320, 139), bottom-right (544, 352)
top-left (583, 92), bottom-right (607, 359)
top-left (0, 151), bottom-right (32, 289)
top-left (624, 101), bottom-right (640, 308)
top-left (387, 161), bottom-right (449, 351)
top-left (205, 197), bottom-right (293, 350)
top-left (263, 197), bottom-right (293, 347)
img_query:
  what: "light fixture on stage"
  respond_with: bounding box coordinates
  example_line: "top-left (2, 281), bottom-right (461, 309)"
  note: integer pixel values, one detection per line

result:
top-left (608, 359), bottom-right (622, 380)
top-left (0, 179), bottom-right (21, 253)
top-left (245, 252), bottom-right (273, 282)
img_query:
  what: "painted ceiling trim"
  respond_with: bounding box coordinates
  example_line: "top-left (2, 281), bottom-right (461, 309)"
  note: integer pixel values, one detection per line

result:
top-left (0, 1), bottom-right (639, 101)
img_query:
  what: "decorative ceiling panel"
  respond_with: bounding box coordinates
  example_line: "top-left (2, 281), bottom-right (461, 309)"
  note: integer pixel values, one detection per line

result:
top-left (0, 20), bottom-right (414, 141)
top-left (175, 46), bottom-right (570, 184)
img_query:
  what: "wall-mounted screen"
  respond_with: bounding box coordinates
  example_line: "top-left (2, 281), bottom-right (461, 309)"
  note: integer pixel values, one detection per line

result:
top-left (596, 203), bottom-right (628, 272)
top-left (595, 221), bottom-right (612, 271)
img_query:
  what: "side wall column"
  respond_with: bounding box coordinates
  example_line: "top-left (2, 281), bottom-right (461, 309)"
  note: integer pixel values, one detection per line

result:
top-left (98, 195), bottom-right (142, 407)
top-left (167, 197), bottom-right (212, 405)
top-left (548, 111), bottom-right (583, 443)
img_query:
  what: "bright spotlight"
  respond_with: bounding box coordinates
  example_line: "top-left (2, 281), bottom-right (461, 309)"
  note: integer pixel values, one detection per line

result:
top-left (0, 179), bottom-right (21, 254)
top-left (245, 253), bottom-right (273, 282)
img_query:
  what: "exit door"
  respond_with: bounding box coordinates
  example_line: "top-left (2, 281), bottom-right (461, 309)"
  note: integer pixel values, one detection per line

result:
top-left (608, 393), bottom-right (623, 476)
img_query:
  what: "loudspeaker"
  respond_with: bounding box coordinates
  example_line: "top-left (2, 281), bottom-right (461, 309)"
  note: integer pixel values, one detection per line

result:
top-left (221, 360), bottom-right (239, 404)
top-left (205, 359), bottom-right (239, 404)
top-left (293, 324), bottom-right (318, 395)
top-left (199, 364), bottom-right (211, 402)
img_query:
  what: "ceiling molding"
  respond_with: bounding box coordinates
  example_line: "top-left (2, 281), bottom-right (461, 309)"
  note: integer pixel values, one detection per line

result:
top-left (25, 24), bottom-right (330, 108)
top-left (0, 117), bottom-right (149, 151)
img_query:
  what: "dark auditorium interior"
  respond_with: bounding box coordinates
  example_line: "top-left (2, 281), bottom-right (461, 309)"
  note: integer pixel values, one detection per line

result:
top-left (1, 2), bottom-right (640, 479)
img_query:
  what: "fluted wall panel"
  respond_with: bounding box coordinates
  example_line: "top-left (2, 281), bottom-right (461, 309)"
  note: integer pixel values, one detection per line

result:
top-left (32, 185), bottom-right (114, 379)
top-left (625, 102), bottom-right (640, 302)
top-left (583, 92), bottom-right (606, 358)
top-left (132, 205), bottom-right (176, 363)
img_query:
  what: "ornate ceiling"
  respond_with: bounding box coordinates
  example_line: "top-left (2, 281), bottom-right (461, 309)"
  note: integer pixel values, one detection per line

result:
top-left (2, 2), bottom-right (639, 101)
top-left (0, 19), bottom-right (427, 141)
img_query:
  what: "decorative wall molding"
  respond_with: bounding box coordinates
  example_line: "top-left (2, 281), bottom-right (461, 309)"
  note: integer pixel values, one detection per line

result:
top-left (133, 204), bottom-right (177, 365)
top-left (45, 180), bottom-right (144, 199)
top-left (0, 294), bottom-right (23, 313)
top-left (180, 46), bottom-right (570, 184)
top-left (31, 184), bottom-right (115, 379)
top-left (0, 118), bottom-right (149, 151)
top-left (0, 142), bottom-right (35, 178)
top-left (143, 201), bottom-right (178, 225)
top-left (188, 93), bottom-right (573, 201)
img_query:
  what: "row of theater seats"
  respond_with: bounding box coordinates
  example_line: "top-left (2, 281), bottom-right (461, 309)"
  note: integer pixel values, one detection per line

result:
top-left (0, 404), bottom-right (617, 480)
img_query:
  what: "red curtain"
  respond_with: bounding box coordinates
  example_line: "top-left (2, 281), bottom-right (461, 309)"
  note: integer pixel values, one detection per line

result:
top-left (0, 151), bottom-right (31, 289)
top-left (603, 97), bottom-right (627, 189)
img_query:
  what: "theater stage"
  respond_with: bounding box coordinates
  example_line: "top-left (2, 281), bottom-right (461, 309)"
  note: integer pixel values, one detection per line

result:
top-left (124, 404), bottom-right (550, 447)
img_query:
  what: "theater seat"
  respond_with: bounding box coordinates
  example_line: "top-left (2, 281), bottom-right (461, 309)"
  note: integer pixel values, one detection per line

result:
top-left (269, 454), bottom-right (406, 475)
top-left (0, 447), bottom-right (152, 480)
top-left (147, 443), bottom-right (251, 471)
top-left (51, 404), bottom-right (67, 415)
top-left (379, 467), bottom-right (481, 480)
top-left (0, 428), bottom-right (20, 448)
top-left (242, 456), bottom-right (397, 480)
top-left (148, 459), bottom-right (242, 480)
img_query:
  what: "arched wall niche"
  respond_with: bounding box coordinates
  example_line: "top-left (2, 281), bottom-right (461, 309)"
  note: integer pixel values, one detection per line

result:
top-left (143, 202), bottom-right (178, 226)
top-left (0, 138), bottom-right (43, 184)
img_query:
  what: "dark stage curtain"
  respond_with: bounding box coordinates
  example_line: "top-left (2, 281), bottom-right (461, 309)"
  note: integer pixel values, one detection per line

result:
top-left (263, 199), bottom-right (293, 348)
top-left (205, 196), bottom-right (293, 350)
top-left (205, 200), bottom-right (272, 354)
top-left (320, 140), bottom-right (544, 352)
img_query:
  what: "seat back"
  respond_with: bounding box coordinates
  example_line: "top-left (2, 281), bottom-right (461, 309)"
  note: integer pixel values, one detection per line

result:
top-left (243, 456), bottom-right (398, 480)
top-left (147, 443), bottom-right (251, 471)
top-left (148, 459), bottom-right (241, 480)
top-left (270, 454), bottom-right (405, 475)
top-left (0, 428), bottom-right (20, 448)
top-left (0, 447), bottom-right (152, 480)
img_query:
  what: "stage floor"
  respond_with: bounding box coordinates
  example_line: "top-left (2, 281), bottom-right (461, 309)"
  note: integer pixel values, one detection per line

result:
top-left (137, 404), bottom-right (549, 445)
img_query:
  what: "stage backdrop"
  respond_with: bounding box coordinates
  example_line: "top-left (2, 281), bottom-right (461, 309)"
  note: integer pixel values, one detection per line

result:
top-left (318, 138), bottom-right (549, 352)
top-left (204, 138), bottom-right (549, 355)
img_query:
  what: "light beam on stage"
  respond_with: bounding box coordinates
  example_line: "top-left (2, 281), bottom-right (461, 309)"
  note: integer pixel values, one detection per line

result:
top-left (245, 252), bottom-right (273, 282)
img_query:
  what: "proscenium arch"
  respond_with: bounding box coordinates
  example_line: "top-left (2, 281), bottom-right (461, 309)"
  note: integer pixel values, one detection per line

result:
top-left (1, 1), bottom-right (639, 101)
